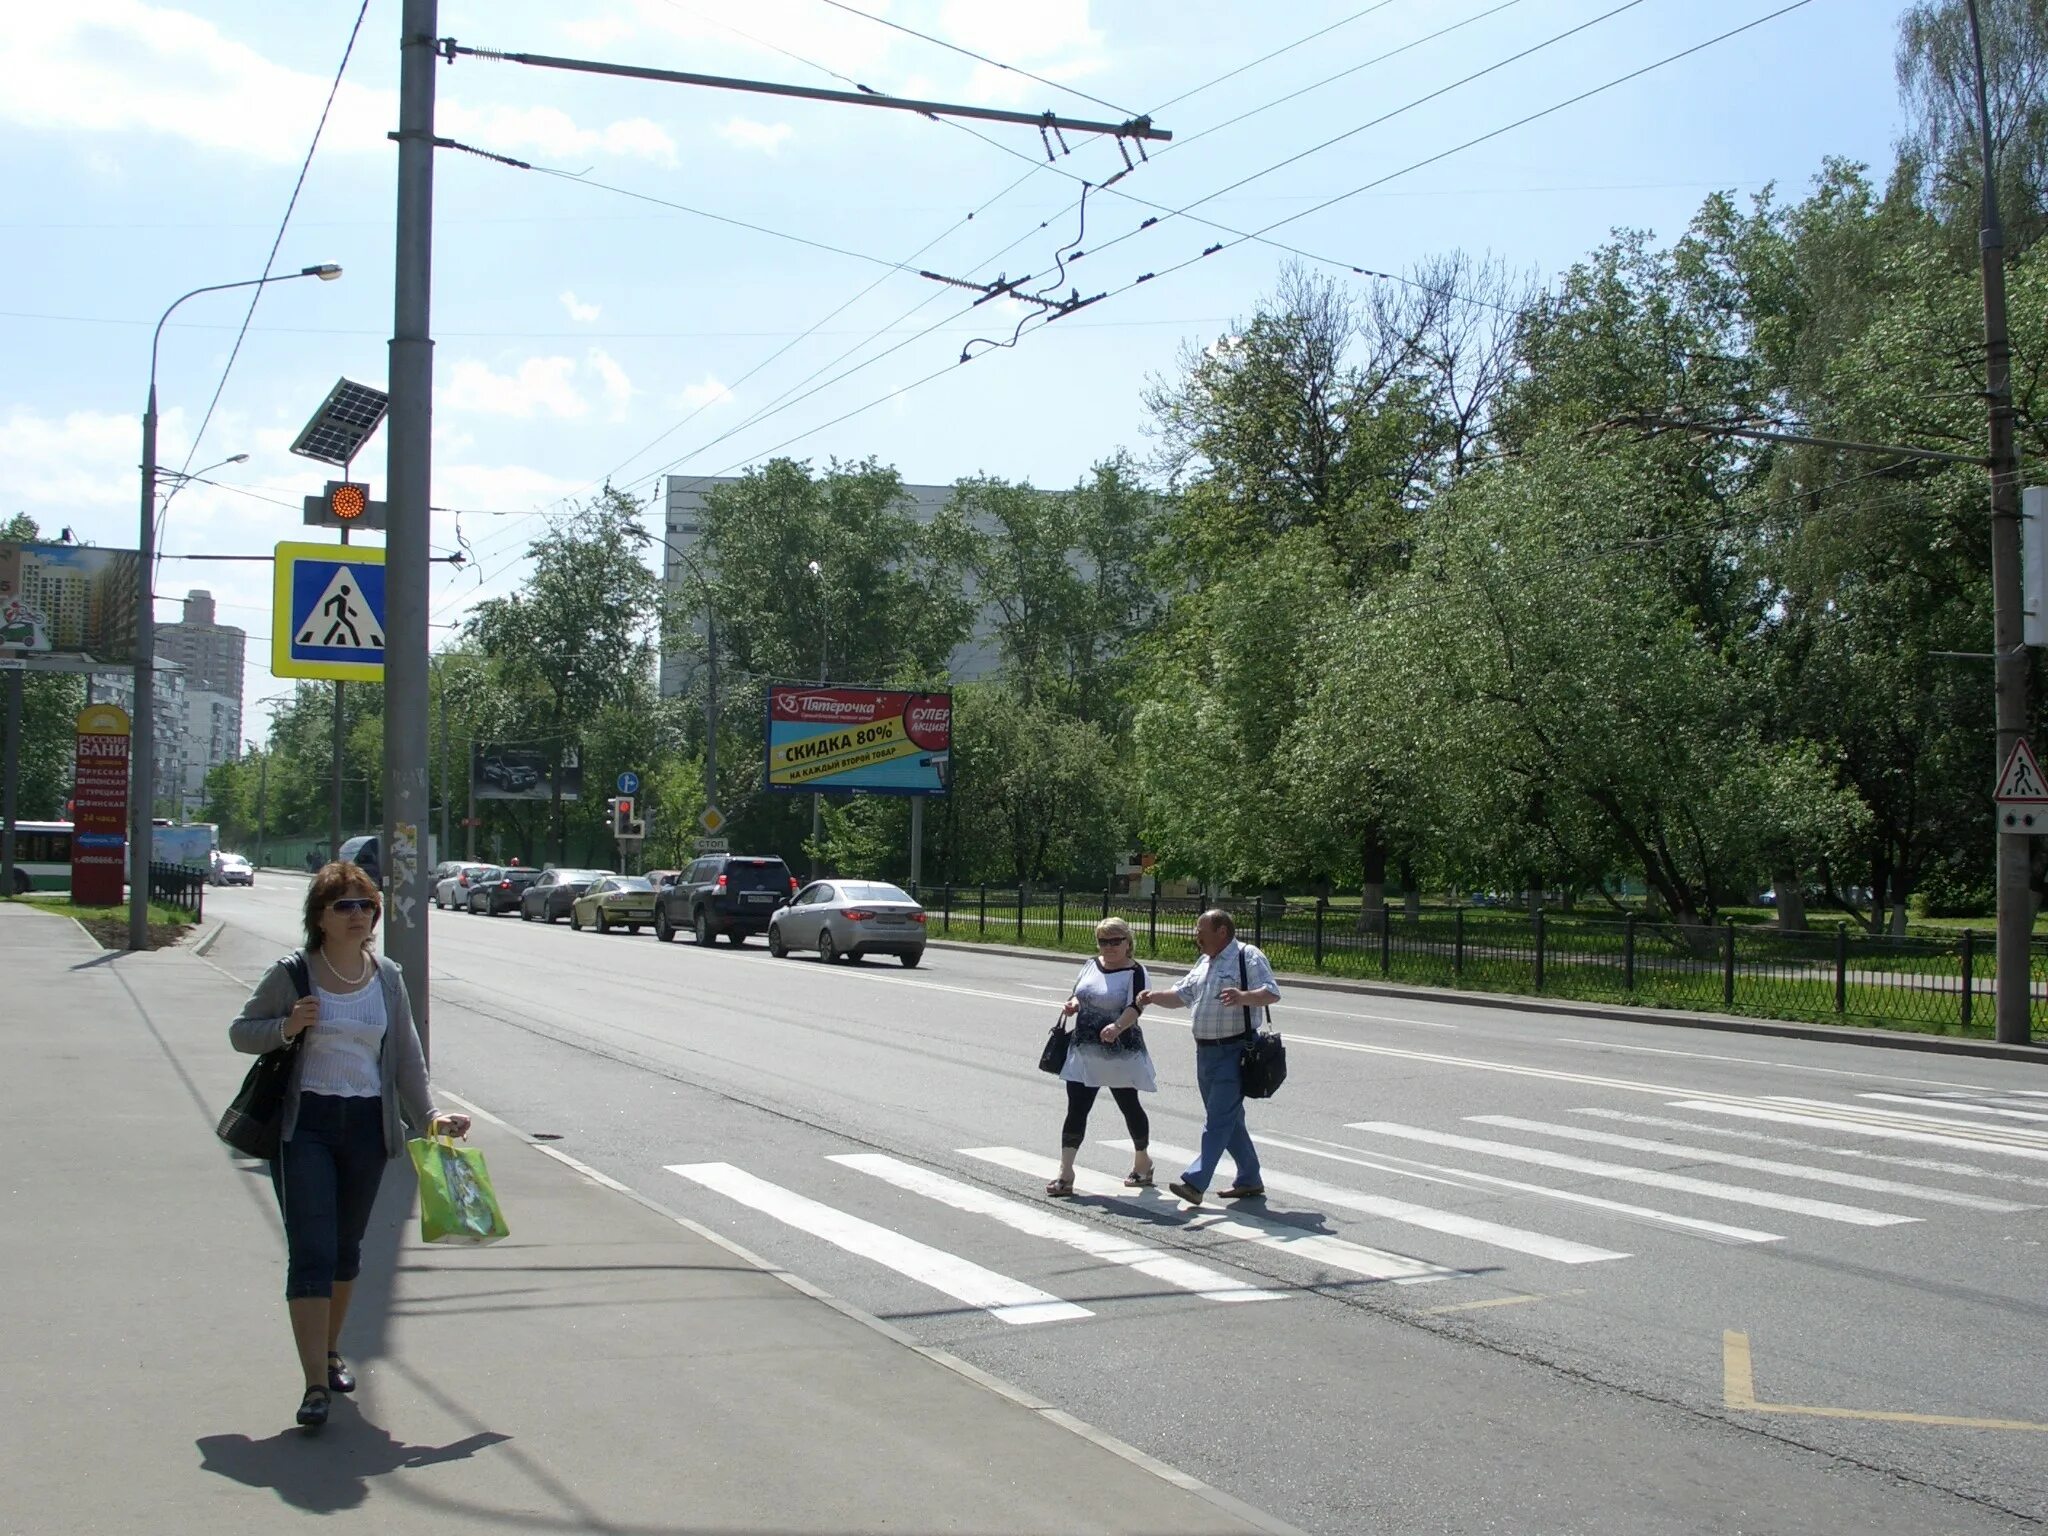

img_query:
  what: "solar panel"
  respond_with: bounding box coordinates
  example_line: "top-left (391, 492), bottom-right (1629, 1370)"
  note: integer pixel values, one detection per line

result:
top-left (289, 378), bottom-right (390, 466)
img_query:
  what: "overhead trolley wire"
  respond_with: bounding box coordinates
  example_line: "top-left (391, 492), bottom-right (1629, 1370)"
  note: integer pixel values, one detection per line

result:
top-left (811, 0), bottom-right (1141, 117)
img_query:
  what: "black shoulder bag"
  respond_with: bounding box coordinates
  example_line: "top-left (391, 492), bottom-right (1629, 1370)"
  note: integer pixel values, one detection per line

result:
top-left (1237, 948), bottom-right (1288, 1099)
top-left (216, 954), bottom-right (313, 1158)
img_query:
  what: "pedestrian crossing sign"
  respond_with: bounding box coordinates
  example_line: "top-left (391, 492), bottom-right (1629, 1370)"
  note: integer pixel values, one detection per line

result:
top-left (272, 540), bottom-right (387, 681)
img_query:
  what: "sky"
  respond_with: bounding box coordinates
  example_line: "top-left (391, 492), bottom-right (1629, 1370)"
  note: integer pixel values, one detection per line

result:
top-left (1, 0), bottom-right (1912, 731)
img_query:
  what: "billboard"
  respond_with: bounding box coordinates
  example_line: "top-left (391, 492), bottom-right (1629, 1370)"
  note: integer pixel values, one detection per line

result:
top-left (0, 542), bottom-right (142, 670)
top-left (472, 743), bottom-right (583, 802)
top-left (765, 685), bottom-right (951, 796)
top-left (71, 703), bottom-right (130, 906)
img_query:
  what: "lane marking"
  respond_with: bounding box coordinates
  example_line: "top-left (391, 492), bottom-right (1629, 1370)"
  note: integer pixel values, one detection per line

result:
top-left (1269, 1134), bottom-right (1784, 1245)
top-left (1125, 1138), bottom-right (1630, 1265)
top-left (1468, 1116), bottom-right (2033, 1213)
top-left (1857, 1092), bottom-right (2048, 1124)
top-left (1572, 1108), bottom-right (2048, 1189)
top-left (1676, 1102), bottom-right (2048, 1163)
top-left (665, 1162), bottom-right (1090, 1326)
top-left (1552, 1038), bottom-right (1993, 1089)
top-left (1768, 1095), bottom-right (2048, 1148)
top-left (830, 1154), bottom-right (1286, 1303)
top-left (1424, 1290), bottom-right (1586, 1316)
top-left (1723, 1331), bottom-right (2048, 1432)
top-left (958, 1147), bottom-right (1455, 1286)
top-left (1347, 1123), bottom-right (1917, 1227)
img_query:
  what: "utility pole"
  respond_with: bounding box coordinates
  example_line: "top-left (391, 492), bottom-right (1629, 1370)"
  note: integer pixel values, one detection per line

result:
top-left (437, 672), bottom-right (449, 863)
top-left (256, 749), bottom-right (268, 868)
top-left (384, 0), bottom-right (436, 1053)
top-left (2, 668), bottom-right (21, 896)
top-left (1965, 0), bottom-right (2032, 1045)
top-left (704, 610), bottom-right (719, 818)
top-left (131, 389), bottom-right (158, 948)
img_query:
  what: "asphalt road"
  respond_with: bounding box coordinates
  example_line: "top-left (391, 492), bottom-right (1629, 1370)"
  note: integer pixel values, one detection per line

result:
top-left (206, 876), bottom-right (2048, 1535)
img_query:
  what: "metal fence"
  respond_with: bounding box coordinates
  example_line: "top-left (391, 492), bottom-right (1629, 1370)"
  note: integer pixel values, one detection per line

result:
top-left (917, 887), bottom-right (2038, 1037)
top-left (147, 861), bottom-right (206, 920)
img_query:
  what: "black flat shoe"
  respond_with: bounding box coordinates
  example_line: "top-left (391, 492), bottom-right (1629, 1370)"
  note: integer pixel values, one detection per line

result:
top-left (296, 1386), bottom-right (331, 1429)
top-left (326, 1352), bottom-right (356, 1393)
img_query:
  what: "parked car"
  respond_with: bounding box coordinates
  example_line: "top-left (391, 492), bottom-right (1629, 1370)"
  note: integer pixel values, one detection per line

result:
top-left (655, 853), bottom-right (798, 945)
top-left (469, 865), bottom-right (542, 915)
top-left (571, 875), bottom-right (658, 934)
top-left (336, 834), bottom-right (380, 884)
top-left (519, 867), bottom-right (612, 923)
top-left (432, 860), bottom-right (493, 910)
top-left (768, 880), bottom-right (926, 967)
top-left (213, 852), bottom-right (254, 886)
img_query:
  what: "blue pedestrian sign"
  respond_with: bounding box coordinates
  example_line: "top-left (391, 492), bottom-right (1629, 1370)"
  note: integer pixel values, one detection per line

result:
top-left (617, 770), bottom-right (641, 795)
top-left (271, 540), bottom-right (387, 682)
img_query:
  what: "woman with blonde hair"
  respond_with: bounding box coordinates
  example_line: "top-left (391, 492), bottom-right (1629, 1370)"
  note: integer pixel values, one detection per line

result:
top-left (1045, 916), bottom-right (1157, 1196)
top-left (230, 861), bottom-right (469, 1430)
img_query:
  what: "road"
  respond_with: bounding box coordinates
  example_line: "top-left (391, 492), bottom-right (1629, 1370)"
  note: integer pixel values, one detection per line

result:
top-left (207, 875), bottom-right (2048, 1535)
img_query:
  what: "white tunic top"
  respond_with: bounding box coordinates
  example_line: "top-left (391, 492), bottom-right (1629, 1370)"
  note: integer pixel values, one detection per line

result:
top-left (1060, 959), bottom-right (1157, 1092)
top-left (298, 977), bottom-right (388, 1098)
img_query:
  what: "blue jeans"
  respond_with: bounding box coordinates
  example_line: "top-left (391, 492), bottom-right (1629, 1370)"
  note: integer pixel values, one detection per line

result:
top-left (1184, 1041), bottom-right (1261, 1193)
top-left (270, 1093), bottom-right (387, 1299)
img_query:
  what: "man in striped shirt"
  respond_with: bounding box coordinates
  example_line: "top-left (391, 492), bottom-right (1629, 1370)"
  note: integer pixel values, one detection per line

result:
top-left (1138, 908), bottom-right (1280, 1205)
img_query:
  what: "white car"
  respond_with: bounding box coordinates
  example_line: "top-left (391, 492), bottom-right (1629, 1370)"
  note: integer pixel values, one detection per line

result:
top-left (433, 861), bottom-right (494, 910)
top-left (213, 853), bottom-right (254, 886)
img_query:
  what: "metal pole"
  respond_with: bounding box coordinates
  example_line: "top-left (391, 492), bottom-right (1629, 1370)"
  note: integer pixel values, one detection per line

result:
top-left (704, 608), bottom-right (718, 813)
top-left (256, 750), bottom-right (267, 867)
top-left (465, 735), bottom-right (475, 859)
top-left (329, 679), bottom-right (345, 857)
top-left (909, 795), bottom-right (924, 892)
top-left (2, 668), bottom-right (21, 896)
top-left (437, 674), bottom-right (449, 862)
top-left (810, 599), bottom-right (826, 879)
top-left (130, 391), bottom-right (158, 948)
top-left (1966, 0), bottom-right (2032, 1046)
top-left (385, 0), bottom-right (437, 1051)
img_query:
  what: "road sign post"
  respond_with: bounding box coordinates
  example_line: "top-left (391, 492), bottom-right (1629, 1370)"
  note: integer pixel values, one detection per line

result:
top-left (1994, 737), bottom-right (2048, 834)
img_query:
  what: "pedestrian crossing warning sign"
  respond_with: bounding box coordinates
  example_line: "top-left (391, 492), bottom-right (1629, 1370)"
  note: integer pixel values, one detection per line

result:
top-left (272, 540), bottom-right (387, 682)
top-left (1995, 738), bottom-right (2048, 804)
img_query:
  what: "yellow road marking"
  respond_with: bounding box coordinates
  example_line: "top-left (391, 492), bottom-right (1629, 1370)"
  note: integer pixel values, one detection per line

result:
top-left (1722, 1331), bottom-right (2048, 1431)
top-left (1423, 1290), bottom-right (1585, 1315)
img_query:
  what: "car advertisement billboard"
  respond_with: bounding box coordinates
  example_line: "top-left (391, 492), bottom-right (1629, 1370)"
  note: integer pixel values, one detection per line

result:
top-left (471, 743), bottom-right (583, 802)
top-left (764, 685), bottom-right (951, 796)
top-left (0, 541), bottom-right (142, 670)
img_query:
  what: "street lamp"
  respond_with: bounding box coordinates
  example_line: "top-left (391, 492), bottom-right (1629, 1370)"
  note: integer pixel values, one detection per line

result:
top-left (131, 264), bottom-right (341, 950)
top-left (657, 535), bottom-right (722, 828)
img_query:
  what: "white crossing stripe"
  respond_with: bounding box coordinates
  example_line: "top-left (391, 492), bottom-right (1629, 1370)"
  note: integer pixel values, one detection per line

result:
top-left (1856, 1093), bottom-right (2048, 1125)
top-left (1127, 1139), bottom-right (1629, 1265)
top-left (958, 1147), bottom-right (1455, 1285)
top-left (1346, 1123), bottom-right (1917, 1227)
top-left (1468, 1117), bottom-right (2032, 1213)
top-left (1674, 1101), bottom-right (2048, 1163)
top-left (1265, 1134), bottom-right (1783, 1245)
top-left (1768, 1096), bottom-right (2048, 1148)
top-left (666, 1162), bottom-right (1090, 1325)
top-left (830, 1154), bottom-right (1287, 1303)
top-left (1572, 1108), bottom-right (2048, 1191)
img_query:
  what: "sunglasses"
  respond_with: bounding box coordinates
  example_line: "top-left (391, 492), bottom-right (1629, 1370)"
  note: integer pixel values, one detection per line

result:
top-left (1098, 935), bottom-right (1131, 946)
top-left (329, 898), bottom-right (378, 915)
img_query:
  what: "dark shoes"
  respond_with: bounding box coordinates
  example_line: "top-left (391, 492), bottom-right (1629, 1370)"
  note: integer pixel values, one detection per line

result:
top-left (296, 1386), bottom-right (331, 1429)
top-left (1169, 1180), bottom-right (1204, 1206)
top-left (326, 1352), bottom-right (356, 1394)
top-left (1218, 1185), bottom-right (1266, 1200)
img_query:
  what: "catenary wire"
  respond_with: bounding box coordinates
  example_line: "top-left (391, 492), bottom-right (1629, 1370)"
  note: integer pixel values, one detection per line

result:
top-left (1144, 1), bottom-right (1407, 114)
top-left (810, 0), bottom-right (1139, 117)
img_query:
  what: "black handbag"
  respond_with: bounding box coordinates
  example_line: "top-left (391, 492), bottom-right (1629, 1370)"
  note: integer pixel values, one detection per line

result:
top-left (1235, 949), bottom-right (1288, 1099)
top-left (1037, 1013), bottom-right (1071, 1075)
top-left (216, 954), bottom-right (313, 1158)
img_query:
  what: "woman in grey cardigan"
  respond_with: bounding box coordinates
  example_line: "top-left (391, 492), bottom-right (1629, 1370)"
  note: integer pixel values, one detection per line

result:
top-left (231, 861), bottom-right (469, 1429)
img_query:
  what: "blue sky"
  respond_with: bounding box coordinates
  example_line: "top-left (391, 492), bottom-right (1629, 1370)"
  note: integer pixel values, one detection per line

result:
top-left (1, 0), bottom-right (1908, 724)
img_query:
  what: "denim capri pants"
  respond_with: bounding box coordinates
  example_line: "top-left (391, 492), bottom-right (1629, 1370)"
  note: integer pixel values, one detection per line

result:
top-left (269, 1093), bottom-right (387, 1300)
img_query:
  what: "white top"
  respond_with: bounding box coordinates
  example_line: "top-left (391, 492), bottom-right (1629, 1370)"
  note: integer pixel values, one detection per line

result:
top-left (1172, 940), bottom-right (1281, 1039)
top-left (298, 977), bottom-right (388, 1098)
top-left (1060, 960), bottom-right (1156, 1092)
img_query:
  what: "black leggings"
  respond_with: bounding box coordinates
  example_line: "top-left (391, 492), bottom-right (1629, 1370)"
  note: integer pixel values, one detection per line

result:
top-left (1062, 1082), bottom-right (1149, 1151)
top-left (270, 1093), bottom-right (387, 1300)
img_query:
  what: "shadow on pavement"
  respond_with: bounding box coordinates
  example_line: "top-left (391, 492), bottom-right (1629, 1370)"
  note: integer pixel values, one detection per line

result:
top-left (195, 1407), bottom-right (510, 1513)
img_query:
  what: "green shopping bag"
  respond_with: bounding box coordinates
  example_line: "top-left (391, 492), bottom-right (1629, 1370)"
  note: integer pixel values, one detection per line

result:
top-left (407, 1133), bottom-right (510, 1245)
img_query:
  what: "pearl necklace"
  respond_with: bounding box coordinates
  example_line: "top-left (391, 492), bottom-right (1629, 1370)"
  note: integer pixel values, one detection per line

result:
top-left (325, 949), bottom-right (371, 987)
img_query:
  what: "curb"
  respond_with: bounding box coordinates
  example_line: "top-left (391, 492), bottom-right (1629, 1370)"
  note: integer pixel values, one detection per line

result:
top-left (922, 938), bottom-right (2048, 1066)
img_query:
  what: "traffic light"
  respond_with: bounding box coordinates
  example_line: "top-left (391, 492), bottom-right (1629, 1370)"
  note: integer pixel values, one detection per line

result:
top-left (301, 479), bottom-right (387, 530)
top-left (329, 482), bottom-right (369, 522)
top-left (612, 795), bottom-right (634, 837)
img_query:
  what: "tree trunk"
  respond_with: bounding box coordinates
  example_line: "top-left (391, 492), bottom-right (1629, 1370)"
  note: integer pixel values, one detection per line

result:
top-left (1399, 857), bottom-right (1419, 922)
top-left (1771, 869), bottom-right (1808, 932)
top-left (1357, 830), bottom-right (1388, 932)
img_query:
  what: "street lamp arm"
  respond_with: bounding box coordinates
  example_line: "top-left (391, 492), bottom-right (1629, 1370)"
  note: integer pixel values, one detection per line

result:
top-left (148, 266), bottom-right (342, 401)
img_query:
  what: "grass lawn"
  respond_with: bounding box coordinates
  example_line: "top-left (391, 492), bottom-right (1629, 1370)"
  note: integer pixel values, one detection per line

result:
top-left (5, 893), bottom-right (196, 950)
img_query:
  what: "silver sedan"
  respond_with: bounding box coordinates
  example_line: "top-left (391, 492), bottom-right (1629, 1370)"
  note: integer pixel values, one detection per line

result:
top-left (768, 880), bottom-right (926, 967)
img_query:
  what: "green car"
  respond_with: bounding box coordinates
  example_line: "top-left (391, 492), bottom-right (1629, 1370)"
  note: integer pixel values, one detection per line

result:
top-left (570, 875), bottom-right (657, 934)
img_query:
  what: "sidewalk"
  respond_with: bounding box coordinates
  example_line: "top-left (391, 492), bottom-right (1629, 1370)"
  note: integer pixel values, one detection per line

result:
top-left (1, 906), bottom-right (1288, 1536)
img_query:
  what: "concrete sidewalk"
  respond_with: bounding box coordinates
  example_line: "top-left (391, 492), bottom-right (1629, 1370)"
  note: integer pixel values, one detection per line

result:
top-left (1, 905), bottom-right (1288, 1536)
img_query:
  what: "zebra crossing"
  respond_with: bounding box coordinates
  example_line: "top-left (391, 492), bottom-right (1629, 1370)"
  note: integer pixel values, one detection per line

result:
top-left (662, 1087), bottom-right (2043, 1330)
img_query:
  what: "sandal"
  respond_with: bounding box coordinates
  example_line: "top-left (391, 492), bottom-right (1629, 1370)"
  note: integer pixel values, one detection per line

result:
top-left (296, 1385), bottom-right (331, 1429)
top-left (1123, 1168), bottom-right (1154, 1187)
top-left (326, 1352), bottom-right (356, 1394)
top-left (1045, 1177), bottom-right (1076, 1198)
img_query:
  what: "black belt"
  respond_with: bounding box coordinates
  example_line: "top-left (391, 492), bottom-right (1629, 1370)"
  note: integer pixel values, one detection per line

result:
top-left (1196, 1031), bottom-right (1250, 1047)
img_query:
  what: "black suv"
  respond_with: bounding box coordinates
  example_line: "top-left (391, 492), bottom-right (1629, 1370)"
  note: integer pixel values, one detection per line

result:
top-left (469, 865), bottom-right (542, 915)
top-left (655, 853), bottom-right (796, 945)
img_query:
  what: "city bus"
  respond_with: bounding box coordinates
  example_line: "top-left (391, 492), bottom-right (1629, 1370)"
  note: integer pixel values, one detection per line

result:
top-left (6, 820), bottom-right (73, 894)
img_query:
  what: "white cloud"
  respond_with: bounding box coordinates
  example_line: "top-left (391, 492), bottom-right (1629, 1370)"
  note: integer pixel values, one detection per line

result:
top-left (677, 376), bottom-right (733, 411)
top-left (562, 14), bottom-right (636, 49)
top-left (441, 357), bottom-right (589, 420)
top-left (587, 349), bottom-right (635, 417)
top-left (715, 117), bottom-right (794, 155)
top-left (560, 291), bottom-right (602, 324)
top-left (0, 2), bottom-right (677, 166)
